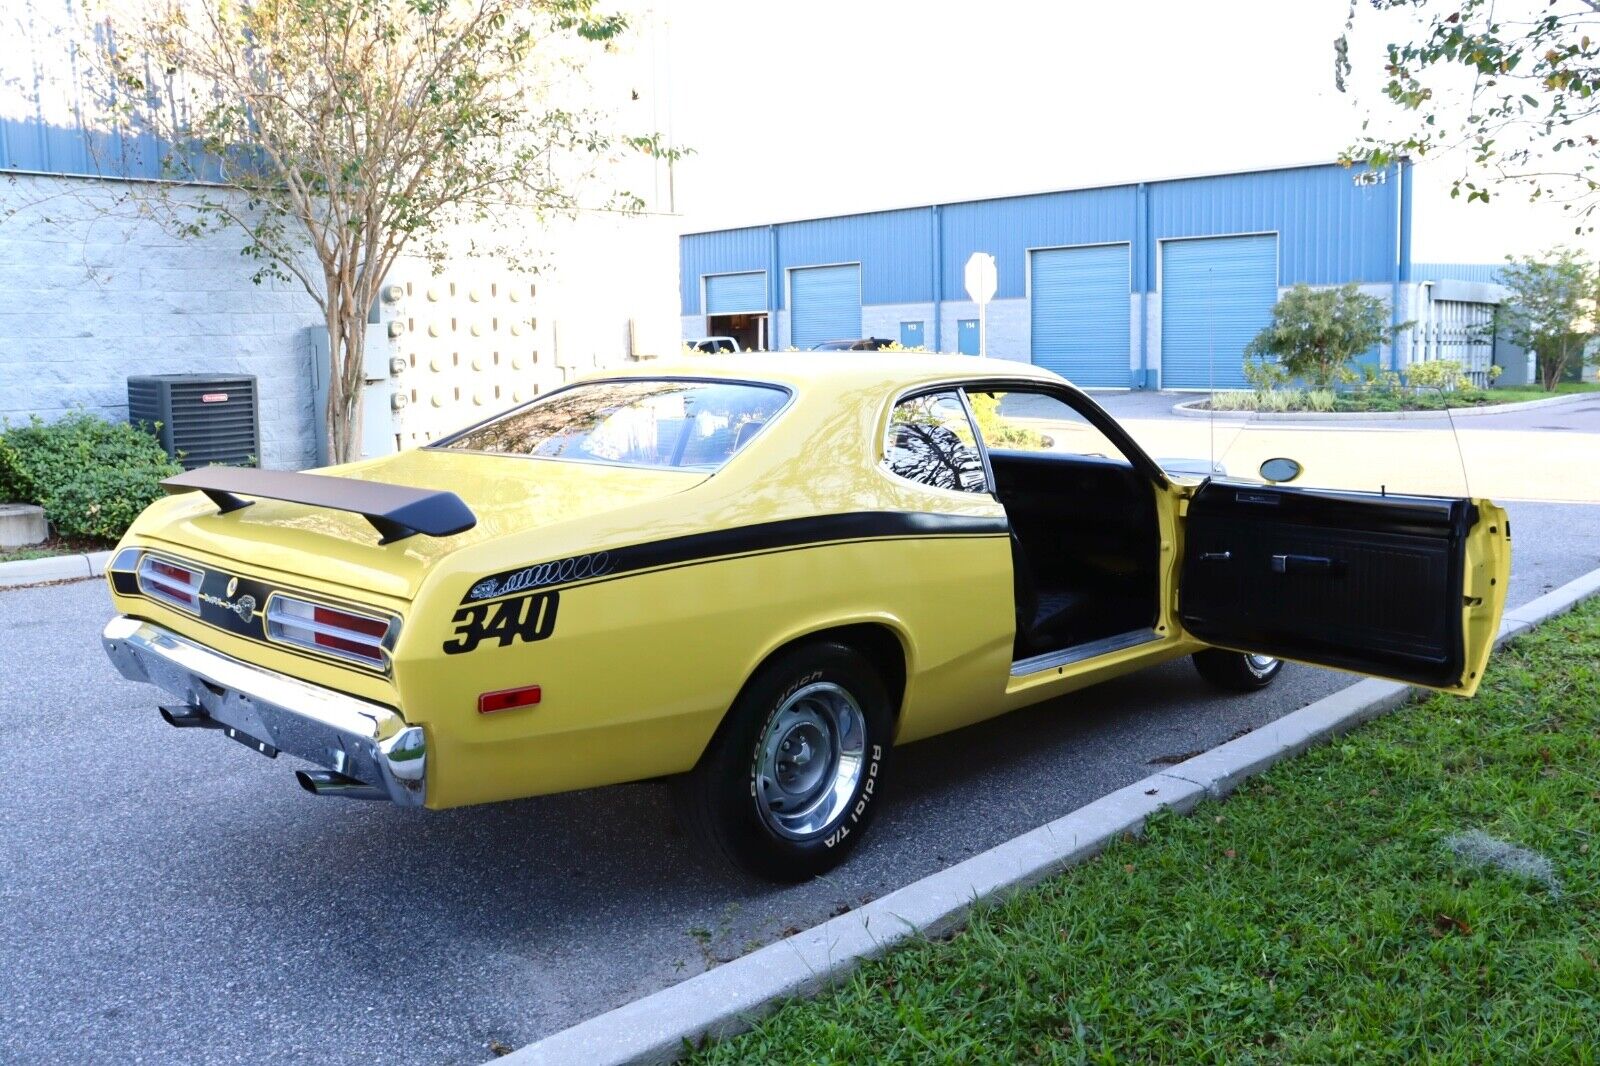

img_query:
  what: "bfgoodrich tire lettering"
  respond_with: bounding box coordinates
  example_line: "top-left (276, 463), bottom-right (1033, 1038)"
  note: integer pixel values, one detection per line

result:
top-left (678, 640), bottom-right (893, 882)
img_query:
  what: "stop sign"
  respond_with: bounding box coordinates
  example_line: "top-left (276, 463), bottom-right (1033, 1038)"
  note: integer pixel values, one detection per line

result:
top-left (964, 253), bottom-right (997, 304)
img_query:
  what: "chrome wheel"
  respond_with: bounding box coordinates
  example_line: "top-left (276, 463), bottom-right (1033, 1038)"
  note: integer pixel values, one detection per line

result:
top-left (754, 681), bottom-right (866, 839)
top-left (1245, 654), bottom-right (1280, 677)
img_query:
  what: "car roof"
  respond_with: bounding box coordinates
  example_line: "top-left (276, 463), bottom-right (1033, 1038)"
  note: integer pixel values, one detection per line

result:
top-left (607, 351), bottom-right (1070, 393)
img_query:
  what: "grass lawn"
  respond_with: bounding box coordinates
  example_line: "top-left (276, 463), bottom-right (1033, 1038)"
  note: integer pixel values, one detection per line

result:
top-left (692, 601), bottom-right (1600, 1064)
top-left (1488, 382), bottom-right (1600, 399)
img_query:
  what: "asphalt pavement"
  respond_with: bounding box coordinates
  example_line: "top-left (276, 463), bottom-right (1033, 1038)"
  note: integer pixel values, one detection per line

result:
top-left (2, 500), bottom-right (1597, 1065)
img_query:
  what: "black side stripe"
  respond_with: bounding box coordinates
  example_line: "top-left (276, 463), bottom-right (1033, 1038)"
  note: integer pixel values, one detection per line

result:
top-left (460, 511), bottom-right (1009, 605)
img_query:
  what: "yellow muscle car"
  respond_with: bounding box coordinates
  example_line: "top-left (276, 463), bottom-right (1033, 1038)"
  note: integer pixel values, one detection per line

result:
top-left (102, 354), bottom-right (1509, 881)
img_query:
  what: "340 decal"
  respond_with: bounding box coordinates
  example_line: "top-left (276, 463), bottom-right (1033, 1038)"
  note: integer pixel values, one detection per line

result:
top-left (443, 591), bottom-right (559, 655)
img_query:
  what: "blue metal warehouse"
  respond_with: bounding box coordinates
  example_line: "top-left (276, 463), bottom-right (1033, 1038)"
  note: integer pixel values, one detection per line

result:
top-left (679, 160), bottom-right (1447, 390)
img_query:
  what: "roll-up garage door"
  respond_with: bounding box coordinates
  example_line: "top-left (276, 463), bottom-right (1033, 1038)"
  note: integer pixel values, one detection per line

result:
top-left (1029, 244), bottom-right (1131, 388)
top-left (1160, 235), bottom-right (1278, 390)
top-left (789, 264), bottom-right (861, 349)
top-left (705, 271), bottom-right (766, 314)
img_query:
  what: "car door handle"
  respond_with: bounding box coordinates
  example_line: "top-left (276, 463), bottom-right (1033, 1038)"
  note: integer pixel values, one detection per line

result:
top-left (1198, 551), bottom-right (1231, 562)
top-left (1271, 553), bottom-right (1335, 574)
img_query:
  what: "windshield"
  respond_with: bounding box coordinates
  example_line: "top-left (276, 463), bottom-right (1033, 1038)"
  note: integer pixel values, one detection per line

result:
top-left (437, 379), bottom-right (788, 470)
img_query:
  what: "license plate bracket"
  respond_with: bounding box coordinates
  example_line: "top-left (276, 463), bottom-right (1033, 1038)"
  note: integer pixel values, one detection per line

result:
top-left (222, 724), bottom-right (279, 759)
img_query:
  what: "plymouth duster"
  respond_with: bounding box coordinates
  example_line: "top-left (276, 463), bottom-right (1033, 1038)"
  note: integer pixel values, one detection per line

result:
top-left (102, 354), bottom-right (1509, 881)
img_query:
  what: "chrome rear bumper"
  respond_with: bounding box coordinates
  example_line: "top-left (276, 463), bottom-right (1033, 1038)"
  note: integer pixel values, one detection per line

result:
top-left (102, 615), bottom-right (426, 805)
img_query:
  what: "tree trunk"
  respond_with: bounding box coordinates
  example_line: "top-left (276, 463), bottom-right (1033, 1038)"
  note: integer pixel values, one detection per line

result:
top-left (323, 300), bottom-right (368, 466)
top-left (1540, 339), bottom-right (1569, 392)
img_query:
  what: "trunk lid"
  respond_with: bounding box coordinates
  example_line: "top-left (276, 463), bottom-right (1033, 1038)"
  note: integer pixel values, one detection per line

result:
top-left (137, 449), bottom-right (704, 601)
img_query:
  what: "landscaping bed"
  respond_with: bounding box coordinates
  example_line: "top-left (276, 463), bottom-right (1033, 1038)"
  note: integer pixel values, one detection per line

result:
top-left (1196, 381), bottom-right (1599, 414)
top-left (0, 534), bottom-right (115, 565)
top-left (692, 601), bottom-right (1600, 1063)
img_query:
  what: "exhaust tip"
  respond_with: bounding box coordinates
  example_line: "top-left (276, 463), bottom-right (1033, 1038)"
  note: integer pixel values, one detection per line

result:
top-left (159, 704), bottom-right (218, 729)
top-left (296, 769), bottom-right (387, 801)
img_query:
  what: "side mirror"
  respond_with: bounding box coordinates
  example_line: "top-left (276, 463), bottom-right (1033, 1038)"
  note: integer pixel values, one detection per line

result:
top-left (1260, 457), bottom-right (1303, 484)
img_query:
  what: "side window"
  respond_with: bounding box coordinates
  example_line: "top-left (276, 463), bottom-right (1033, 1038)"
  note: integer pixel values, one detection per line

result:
top-left (967, 389), bottom-right (1126, 463)
top-left (883, 390), bottom-right (987, 492)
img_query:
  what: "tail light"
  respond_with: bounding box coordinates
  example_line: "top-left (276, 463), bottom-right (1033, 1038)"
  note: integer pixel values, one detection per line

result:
top-left (138, 555), bottom-right (201, 613)
top-left (266, 596), bottom-right (396, 669)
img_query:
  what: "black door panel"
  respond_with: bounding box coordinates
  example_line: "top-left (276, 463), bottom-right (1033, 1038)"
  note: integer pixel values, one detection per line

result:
top-left (1180, 481), bottom-right (1475, 688)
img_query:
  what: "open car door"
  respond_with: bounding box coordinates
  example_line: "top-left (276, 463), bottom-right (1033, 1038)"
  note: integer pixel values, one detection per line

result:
top-left (1178, 481), bottom-right (1510, 695)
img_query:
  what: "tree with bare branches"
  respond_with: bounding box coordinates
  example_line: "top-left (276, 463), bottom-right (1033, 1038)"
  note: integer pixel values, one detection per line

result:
top-left (88, 0), bottom-right (675, 462)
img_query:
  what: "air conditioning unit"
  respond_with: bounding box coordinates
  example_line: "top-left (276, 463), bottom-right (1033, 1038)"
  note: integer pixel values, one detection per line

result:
top-left (128, 374), bottom-right (261, 469)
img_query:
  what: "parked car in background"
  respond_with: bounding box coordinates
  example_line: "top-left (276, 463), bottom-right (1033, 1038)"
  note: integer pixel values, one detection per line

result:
top-left (687, 336), bottom-right (741, 353)
top-left (809, 338), bottom-right (895, 351)
top-left (101, 354), bottom-right (1509, 882)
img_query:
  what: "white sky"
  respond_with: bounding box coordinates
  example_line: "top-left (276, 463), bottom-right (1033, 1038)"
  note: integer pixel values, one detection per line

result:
top-left (659, 0), bottom-right (1596, 261)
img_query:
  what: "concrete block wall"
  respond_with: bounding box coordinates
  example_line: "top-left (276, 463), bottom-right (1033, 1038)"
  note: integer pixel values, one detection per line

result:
top-left (935, 298), bottom-right (1030, 363)
top-left (380, 209), bottom-right (681, 447)
top-left (1356, 282), bottom-right (1398, 372)
top-left (0, 174), bottom-right (324, 468)
top-left (860, 302), bottom-right (936, 349)
top-left (1142, 294), bottom-right (1162, 388)
top-left (0, 176), bottom-right (681, 466)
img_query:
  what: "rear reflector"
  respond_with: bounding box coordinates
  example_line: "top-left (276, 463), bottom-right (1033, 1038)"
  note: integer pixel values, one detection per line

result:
top-left (266, 596), bottom-right (395, 669)
top-left (138, 555), bottom-right (201, 613)
top-left (478, 685), bottom-right (541, 714)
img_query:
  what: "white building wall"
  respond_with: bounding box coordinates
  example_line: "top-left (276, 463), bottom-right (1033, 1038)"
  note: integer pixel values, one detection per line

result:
top-left (0, 174), bottom-right (679, 466)
top-left (383, 210), bottom-right (680, 449)
top-left (0, 175), bottom-right (324, 468)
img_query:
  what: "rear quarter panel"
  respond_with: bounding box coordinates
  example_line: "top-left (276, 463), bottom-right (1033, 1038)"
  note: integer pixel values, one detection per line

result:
top-left (399, 377), bottom-right (1019, 809)
top-left (399, 521), bottom-right (1015, 808)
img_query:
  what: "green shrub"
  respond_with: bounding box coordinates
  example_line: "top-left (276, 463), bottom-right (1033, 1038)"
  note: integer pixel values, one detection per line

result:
top-left (1406, 358), bottom-right (1465, 392)
top-left (1305, 388), bottom-right (1337, 412)
top-left (966, 390), bottom-right (1048, 448)
top-left (0, 413), bottom-right (182, 540)
top-left (1241, 356), bottom-right (1291, 393)
top-left (1243, 283), bottom-right (1405, 389)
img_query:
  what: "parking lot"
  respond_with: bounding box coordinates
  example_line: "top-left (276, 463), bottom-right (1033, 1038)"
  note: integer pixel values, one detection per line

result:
top-left (2, 498), bottom-right (1597, 1065)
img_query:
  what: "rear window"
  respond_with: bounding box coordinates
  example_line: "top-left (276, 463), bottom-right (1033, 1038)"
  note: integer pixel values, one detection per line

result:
top-left (437, 379), bottom-right (788, 470)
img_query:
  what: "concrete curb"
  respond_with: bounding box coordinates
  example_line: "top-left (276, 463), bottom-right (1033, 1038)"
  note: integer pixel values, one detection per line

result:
top-left (502, 567), bottom-right (1600, 1066)
top-left (0, 549), bottom-right (113, 589)
top-left (1169, 390), bottom-right (1595, 422)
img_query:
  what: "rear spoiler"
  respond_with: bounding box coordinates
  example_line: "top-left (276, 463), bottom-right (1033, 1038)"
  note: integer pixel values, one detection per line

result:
top-left (162, 467), bottom-right (477, 544)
